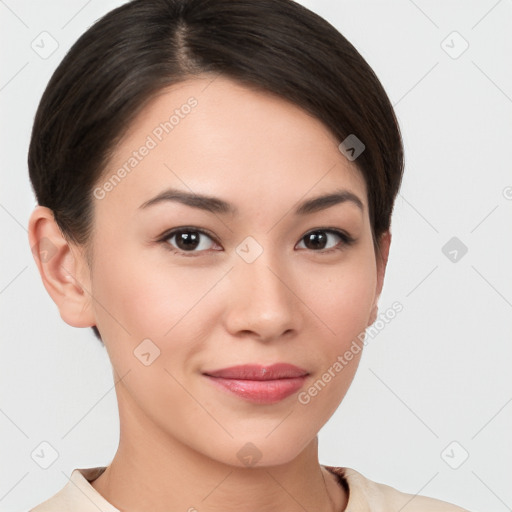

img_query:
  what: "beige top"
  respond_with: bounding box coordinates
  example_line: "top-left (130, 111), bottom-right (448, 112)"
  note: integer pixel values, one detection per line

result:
top-left (29, 465), bottom-right (471, 511)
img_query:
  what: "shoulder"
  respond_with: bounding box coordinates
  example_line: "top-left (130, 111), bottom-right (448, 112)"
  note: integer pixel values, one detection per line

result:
top-left (29, 467), bottom-right (117, 512)
top-left (325, 466), bottom-right (473, 512)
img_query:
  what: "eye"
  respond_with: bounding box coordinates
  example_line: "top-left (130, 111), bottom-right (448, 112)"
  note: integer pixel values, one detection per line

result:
top-left (160, 227), bottom-right (220, 256)
top-left (296, 228), bottom-right (355, 252)
top-left (157, 226), bottom-right (355, 257)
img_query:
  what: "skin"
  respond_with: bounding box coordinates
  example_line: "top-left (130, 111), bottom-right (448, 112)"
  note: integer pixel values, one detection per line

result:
top-left (28, 75), bottom-right (391, 512)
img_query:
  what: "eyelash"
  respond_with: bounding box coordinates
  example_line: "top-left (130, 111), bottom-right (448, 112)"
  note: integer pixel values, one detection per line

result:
top-left (157, 226), bottom-right (356, 258)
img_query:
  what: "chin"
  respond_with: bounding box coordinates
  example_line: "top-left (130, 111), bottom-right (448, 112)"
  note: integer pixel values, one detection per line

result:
top-left (203, 431), bottom-right (315, 469)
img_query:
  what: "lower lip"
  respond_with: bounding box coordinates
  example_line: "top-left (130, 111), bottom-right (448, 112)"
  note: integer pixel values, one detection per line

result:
top-left (205, 375), bottom-right (307, 404)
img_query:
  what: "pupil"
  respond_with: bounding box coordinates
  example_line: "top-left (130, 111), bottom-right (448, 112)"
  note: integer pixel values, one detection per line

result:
top-left (177, 232), bottom-right (199, 250)
top-left (305, 231), bottom-right (327, 250)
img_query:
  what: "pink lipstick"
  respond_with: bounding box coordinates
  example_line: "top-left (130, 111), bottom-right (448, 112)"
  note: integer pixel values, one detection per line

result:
top-left (203, 364), bottom-right (308, 404)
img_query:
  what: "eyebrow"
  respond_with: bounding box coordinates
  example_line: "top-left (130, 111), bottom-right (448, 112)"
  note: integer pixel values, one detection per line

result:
top-left (139, 187), bottom-right (364, 215)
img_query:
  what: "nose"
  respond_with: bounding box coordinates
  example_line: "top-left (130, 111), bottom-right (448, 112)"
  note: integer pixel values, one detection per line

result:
top-left (222, 250), bottom-right (303, 342)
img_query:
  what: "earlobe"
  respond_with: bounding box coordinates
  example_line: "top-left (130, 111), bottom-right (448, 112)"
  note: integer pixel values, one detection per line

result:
top-left (28, 206), bottom-right (96, 328)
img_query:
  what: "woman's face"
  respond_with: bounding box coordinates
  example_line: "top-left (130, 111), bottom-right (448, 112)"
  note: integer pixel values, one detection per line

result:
top-left (82, 75), bottom-right (388, 466)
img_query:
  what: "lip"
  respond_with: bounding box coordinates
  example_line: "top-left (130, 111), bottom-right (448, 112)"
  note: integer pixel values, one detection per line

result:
top-left (203, 364), bottom-right (309, 404)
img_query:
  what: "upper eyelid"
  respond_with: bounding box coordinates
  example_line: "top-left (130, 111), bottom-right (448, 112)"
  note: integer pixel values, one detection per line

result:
top-left (162, 226), bottom-right (347, 238)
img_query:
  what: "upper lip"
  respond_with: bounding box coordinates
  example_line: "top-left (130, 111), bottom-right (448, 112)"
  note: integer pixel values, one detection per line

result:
top-left (204, 364), bottom-right (309, 380)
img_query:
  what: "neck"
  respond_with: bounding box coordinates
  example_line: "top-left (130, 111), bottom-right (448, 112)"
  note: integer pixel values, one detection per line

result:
top-left (91, 386), bottom-right (347, 512)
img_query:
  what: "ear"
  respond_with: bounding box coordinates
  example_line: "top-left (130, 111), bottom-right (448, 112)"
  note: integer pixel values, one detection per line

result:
top-left (368, 230), bottom-right (391, 326)
top-left (28, 205), bottom-right (96, 328)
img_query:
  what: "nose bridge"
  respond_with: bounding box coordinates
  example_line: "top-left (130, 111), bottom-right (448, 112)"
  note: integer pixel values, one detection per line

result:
top-left (226, 237), bottom-right (300, 339)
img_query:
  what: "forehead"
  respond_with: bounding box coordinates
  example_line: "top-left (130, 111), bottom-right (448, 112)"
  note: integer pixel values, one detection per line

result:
top-left (95, 75), bottom-right (367, 216)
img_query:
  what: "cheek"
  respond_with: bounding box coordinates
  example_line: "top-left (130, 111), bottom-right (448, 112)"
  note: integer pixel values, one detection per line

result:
top-left (301, 251), bottom-right (377, 344)
top-left (92, 240), bottom-right (208, 334)
top-left (89, 238), bottom-right (228, 378)
top-left (295, 259), bottom-right (375, 423)
top-left (89, 244), bottom-right (211, 402)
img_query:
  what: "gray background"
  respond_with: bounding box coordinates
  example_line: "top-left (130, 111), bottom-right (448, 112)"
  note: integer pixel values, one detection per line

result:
top-left (1, 1), bottom-right (511, 511)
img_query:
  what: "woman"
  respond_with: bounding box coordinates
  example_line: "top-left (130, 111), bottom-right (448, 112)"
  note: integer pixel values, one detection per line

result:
top-left (27, 0), bottom-right (471, 510)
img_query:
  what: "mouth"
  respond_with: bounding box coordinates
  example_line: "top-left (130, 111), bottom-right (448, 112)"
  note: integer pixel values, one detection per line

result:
top-left (202, 364), bottom-right (309, 404)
